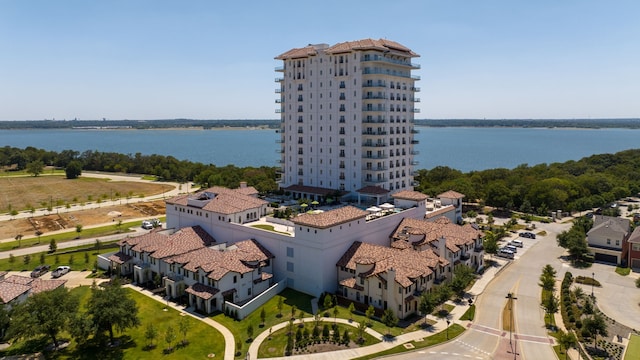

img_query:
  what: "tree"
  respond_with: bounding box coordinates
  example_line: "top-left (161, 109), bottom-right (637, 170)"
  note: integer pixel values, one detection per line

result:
top-left (14, 234), bottom-right (22, 248)
top-left (65, 160), bottom-right (83, 179)
top-left (539, 273), bottom-right (555, 292)
top-left (26, 160), bottom-right (44, 177)
top-left (451, 265), bottom-right (475, 296)
top-left (8, 287), bottom-right (79, 349)
top-left (49, 238), bottom-right (57, 253)
top-left (365, 305), bottom-right (375, 325)
top-left (542, 264), bottom-right (557, 279)
top-left (277, 296), bottom-right (283, 317)
top-left (381, 308), bottom-right (398, 336)
top-left (69, 312), bottom-right (94, 347)
top-left (178, 316), bottom-right (191, 345)
top-left (144, 323), bottom-right (158, 348)
top-left (164, 325), bottom-right (176, 351)
top-left (8, 254), bottom-right (15, 264)
top-left (419, 291), bottom-right (438, 325)
top-left (87, 279), bottom-right (140, 344)
top-left (483, 231), bottom-right (499, 257)
top-left (348, 303), bottom-right (355, 321)
top-left (247, 323), bottom-right (254, 341)
top-left (0, 305), bottom-right (10, 340)
top-left (341, 328), bottom-right (350, 345)
top-left (23, 254), bottom-right (31, 265)
top-left (333, 305), bottom-right (339, 324)
top-left (558, 331), bottom-right (577, 359)
top-left (291, 304), bottom-right (297, 320)
top-left (541, 294), bottom-right (559, 322)
top-left (75, 224), bottom-right (83, 237)
top-left (323, 294), bottom-right (333, 310)
top-left (584, 314), bottom-right (608, 348)
top-left (260, 307), bottom-right (266, 326)
top-left (357, 320), bottom-right (367, 343)
top-left (39, 253), bottom-right (46, 265)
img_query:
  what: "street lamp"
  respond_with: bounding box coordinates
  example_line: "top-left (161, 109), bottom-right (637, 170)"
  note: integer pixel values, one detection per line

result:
top-left (506, 292), bottom-right (518, 359)
top-left (591, 272), bottom-right (595, 298)
top-left (446, 319), bottom-right (451, 339)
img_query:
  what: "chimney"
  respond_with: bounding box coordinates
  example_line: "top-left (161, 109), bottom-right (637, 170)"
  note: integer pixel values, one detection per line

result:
top-left (438, 236), bottom-right (447, 259)
top-left (240, 181), bottom-right (247, 189)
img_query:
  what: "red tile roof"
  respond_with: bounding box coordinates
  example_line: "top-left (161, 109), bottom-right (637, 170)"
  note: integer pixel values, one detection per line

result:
top-left (325, 39), bottom-right (418, 57)
top-left (119, 226), bottom-right (216, 261)
top-left (185, 283), bottom-right (219, 300)
top-left (108, 252), bottom-right (132, 264)
top-left (438, 190), bottom-right (465, 199)
top-left (30, 278), bottom-right (66, 294)
top-left (392, 190), bottom-right (428, 201)
top-left (337, 241), bottom-right (442, 288)
top-left (292, 206), bottom-right (368, 229)
top-left (166, 186), bottom-right (267, 215)
top-left (391, 217), bottom-right (482, 253)
top-left (169, 239), bottom-right (274, 281)
top-left (0, 275), bottom-right (66, 304)
top-left (0, 281), bottom-right (30, 304)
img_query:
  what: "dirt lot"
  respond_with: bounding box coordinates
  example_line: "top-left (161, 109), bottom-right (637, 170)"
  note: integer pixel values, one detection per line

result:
top-left (0, 200), bottom-right (166, 240)
top-left (0, 175), bottom-right (173, 213)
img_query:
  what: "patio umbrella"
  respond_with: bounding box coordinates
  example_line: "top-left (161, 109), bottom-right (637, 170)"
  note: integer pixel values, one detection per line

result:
top-left (366, 206), bottom-right (382, 212)
top-left (380, 203), bottom-right (395, 210)
top-left (311, 200), bottom-right (319, 206)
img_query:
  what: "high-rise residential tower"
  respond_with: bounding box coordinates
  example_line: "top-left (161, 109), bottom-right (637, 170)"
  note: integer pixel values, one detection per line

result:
top-left (275, 39), bottom-right (420, 202)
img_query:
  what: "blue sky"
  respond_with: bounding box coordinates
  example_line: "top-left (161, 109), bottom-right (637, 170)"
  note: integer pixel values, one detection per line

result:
top-left (1, 0), bottom-right (638, 120)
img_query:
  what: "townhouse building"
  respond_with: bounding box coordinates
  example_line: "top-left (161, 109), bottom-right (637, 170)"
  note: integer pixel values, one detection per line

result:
top-left (587, 215), bottom-right (631, 265)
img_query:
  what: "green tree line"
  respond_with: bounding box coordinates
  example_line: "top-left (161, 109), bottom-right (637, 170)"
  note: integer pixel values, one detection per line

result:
top-left (0, 146), bottom-right (278, 193)
top-left (415, 148), bottom-right (640, 215)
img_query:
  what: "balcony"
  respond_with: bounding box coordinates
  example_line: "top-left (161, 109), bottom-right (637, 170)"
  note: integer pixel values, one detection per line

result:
top-left (363, 166), bottom-right (388, 171)
top-left (362, 130), bottom-right (387, 135)
top-left (411, 87), bottom-right (420, 92)
top-left (275, 109), bottom-right (283, 113)
top-left (411, 128), bottom-right (420, 134)
top-left (362, 118), bottom-right (386, 124)
top-left (434, 276), bottom-right (447, 285)
top-left (411, 160), bottom-right (419, 165)
top-left (412, 108), bottom-right (421, 113)
top-left (362, 142), bottom-right (387, 148)
top-left (275, 139), bottom-right (284, 144)
top-left (411, 150), bottom-right (420, 155)
top-left (362, 154), bottom-right (388, 160)
top-left (413, 98), bottom-right (421, 102)
top-left (275, 88), bottom-right (283, 93)
top-left (275, 149), bottom-right (284, 153)
top-left (274, 66), bottom-right (284, 72)
top-left (411, 140), bottom-right (419, 144)
top-left (275, 77), bottom-right (284, 82)
top-left (474, 245), bottom-right (484, 253)
top-left (362, 81), bottom-right (386, 88)
top-left (363, 177), bottom-right (387, 184)
top-left (363, 95), bottom-right (387, 100)
top-left (362, 106), bottom-right (386, 112)
top-left (361, 55), bottom-right (420, 69)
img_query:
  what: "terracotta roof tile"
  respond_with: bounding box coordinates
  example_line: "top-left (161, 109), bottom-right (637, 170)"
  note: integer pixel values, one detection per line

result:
top-left (119, 226), bottom-right (215, 261)
top-left (391, 217), bottom-right (482, 252)
top-left (166, 186), bottom-right (267, 215)
top-left (108, 252), bottom-right (132, 264)
top-left (392, 190), bottom-right (428, 201)
top-left (292, 206), bottom-right (368, 229)
top-left (185, 283), bottom-right (219, 300)
top-left (337, 241), bottom-right (440, 288)
top-left (438, 190), bottom-right (465, 199)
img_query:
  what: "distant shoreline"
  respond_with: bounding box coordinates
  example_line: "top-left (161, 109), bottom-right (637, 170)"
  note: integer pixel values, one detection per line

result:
top-left (1, 118), bottom-right (639, 130)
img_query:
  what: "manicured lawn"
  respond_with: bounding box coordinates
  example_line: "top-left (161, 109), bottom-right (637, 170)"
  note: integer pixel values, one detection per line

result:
top-left (0, 241), bottom-right (120, 271)
top-left (212, 288), bottom-right (315, 358)
top-left (460, 305), bottom-right (475, 321)
top-left (0, 287), bottom-right (225, 359)
top-left (258, 321), bottom-right (380, 358)
top-left (352, 323), bottom-right (465, 360)
top-left (250, 224), bottom-right (291, 235)
top-left (625, 334), bottom-right (640, 360)
top-left (615, 267), bottom-right (631, 276)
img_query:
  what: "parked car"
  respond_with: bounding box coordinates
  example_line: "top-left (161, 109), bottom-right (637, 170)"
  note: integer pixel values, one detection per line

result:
top-left (30, 264), bottom-right (50, 278)
top-left (510, 239), bottom-right (524, 248)
top-left (51, 266), bottom-right (70, 278)
top-left (141, 220), bottom-right (153, 229)
top-left (519, 232), bottom-right (536, 239)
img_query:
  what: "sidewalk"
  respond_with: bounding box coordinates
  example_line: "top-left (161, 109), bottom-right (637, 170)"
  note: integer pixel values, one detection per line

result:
top-left (125, 284), bottom-right (236, 360)
top-left (246, 261), bottom-right (506, 360)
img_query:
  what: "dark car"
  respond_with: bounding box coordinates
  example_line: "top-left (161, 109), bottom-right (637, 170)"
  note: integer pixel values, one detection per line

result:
top-left (30, 264), bottom-right (50, 278)
top-left (519, 232), bottom-right (536, 239)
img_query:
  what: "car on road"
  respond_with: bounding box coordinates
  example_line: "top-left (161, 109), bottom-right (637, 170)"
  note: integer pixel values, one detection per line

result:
top-left (51, 266), bottom-right (70, 278)
top-left (30, 264), bottom-right (50, 278)
top-left (141, 220), bottom-right (153, 229)
top-left (497, 249), bottom-right (514, 259)
top-left (519, 232), bottom-right (536, 239)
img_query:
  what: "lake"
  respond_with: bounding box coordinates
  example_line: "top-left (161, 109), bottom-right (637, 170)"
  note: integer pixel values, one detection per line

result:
top-left (1, 127), bottom-right (639, 172)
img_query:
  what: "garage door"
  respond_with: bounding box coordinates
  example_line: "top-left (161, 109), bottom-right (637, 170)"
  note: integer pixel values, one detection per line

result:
top-left (594, 253), bottom-right (618, 264)
top-left (632, 258), bottom-right (640, 269)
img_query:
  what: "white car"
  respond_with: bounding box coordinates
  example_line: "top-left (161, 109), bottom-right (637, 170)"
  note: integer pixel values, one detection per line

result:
top-left (51, 266), bottom-right (70, 278)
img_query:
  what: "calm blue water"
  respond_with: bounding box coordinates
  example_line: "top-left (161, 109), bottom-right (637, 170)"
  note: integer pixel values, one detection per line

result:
top-left (0, 127), bottom-right (638, 172)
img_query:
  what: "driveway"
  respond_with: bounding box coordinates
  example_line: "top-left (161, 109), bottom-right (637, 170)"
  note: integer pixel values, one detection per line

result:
top-left (7, 270), bottom-right (108, 287)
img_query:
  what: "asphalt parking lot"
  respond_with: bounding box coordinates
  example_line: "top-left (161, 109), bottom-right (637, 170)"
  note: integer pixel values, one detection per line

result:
top-left (8, 270), bottom-right (107, 287)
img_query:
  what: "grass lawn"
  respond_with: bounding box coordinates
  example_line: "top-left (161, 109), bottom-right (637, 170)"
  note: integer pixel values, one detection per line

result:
top-left (0, 240), bottom-right (119, 272)
top-left (0, 175), bottom-right (172, 213)
top-left (0, 287), bottom-right (225, 359)
top-left (460, 305), bottom-right (476, 321)
top-left (615, 267), bottom-right (631, 276)
top-left (258, 321), bottom-right (380, 358)
top-left (0, 219), bottom-right (141, 253)
top-left (352, 323), bottom-right (465, 360)
top-left (625, 334), bottom-right (640, 360)
top-left (250, 224), bottom-right (291, 235)
top-left (212, 288), bottom-right (316, 358)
